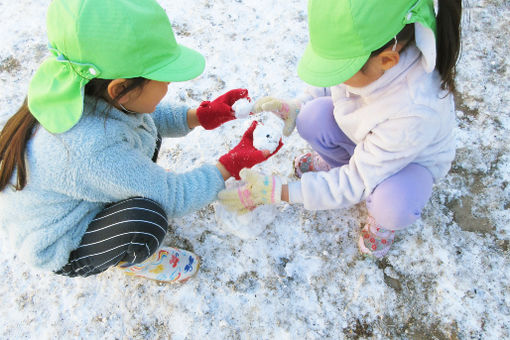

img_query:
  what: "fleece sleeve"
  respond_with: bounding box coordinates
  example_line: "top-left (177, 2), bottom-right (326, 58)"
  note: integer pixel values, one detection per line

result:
top-left (151, 103), bottom-right (192, 138)
top-left (51, 141), bottom-right (225, 218)
top-left (290, 112), bottom-right (438, 210)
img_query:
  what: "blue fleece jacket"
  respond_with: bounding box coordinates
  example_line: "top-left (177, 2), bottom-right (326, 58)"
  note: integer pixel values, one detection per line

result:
top-left (0, 97), bottom-right (225, 271)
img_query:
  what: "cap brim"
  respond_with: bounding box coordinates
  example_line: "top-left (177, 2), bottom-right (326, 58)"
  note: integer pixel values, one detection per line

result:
top-left (144, 44), bottom-right (205, 82)
top-left (297, 43), bottom-right (370, 87)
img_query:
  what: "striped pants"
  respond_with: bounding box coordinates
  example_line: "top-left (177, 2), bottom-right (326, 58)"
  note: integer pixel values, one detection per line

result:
top-left (55, 197), bottom-right (168, 277)
top-left (56, 135), bottom-right (167, 277)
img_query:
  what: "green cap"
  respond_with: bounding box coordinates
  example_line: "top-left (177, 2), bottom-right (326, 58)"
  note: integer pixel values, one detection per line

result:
top-left (298, 0), bottom-right (436, 87)
top-left (28, 0), bottom-right (206, 134)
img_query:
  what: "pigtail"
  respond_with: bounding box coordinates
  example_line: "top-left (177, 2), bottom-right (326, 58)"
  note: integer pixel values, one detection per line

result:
top-left (0, 99), bottom-right (38, 191)
top-left (436, 0), bottom-right (462, 92)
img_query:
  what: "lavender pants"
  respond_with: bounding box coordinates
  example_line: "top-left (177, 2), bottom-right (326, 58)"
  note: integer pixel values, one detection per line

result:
top-left (296, 97), bottom-right (433, 231)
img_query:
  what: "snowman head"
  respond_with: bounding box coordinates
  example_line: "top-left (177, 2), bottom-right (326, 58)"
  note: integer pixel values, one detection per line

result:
top-left (252, 123), bottom-right (281, 153)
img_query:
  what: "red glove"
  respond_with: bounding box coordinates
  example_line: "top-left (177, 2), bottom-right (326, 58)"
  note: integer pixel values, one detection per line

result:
top-left (219, 121), bottom-right (283, 180)
top-left (196, 89), bottom-right (249, 130)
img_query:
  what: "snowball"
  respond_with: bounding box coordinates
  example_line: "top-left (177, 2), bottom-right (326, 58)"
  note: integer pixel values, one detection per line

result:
top-left (214, 200), bottom-right (277, 240)
top-left (232, 98), bottom-right (253, 119)
top-left (252, 123), bottom-right (282, 153)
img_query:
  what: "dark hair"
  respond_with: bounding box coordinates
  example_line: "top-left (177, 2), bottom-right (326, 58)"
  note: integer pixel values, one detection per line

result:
top-left (435, 0), bottom-right (462, 92)
top-left (0, 77), bottom-right (148, 192)
top-left (366, 0), bottom-right (462, 92)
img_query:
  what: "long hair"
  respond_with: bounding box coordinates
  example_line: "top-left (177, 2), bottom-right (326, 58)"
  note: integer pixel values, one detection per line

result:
top-left (0, 77), bottom-right (147, 192)
top-left (367, 0), bottom-right (462, 92)
top-left (435, 0), bottom-right (462, 92)
top-left (0, 99), bottom-right (37, 191)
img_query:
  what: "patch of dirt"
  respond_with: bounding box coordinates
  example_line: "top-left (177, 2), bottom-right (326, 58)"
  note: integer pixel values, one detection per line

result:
top-left (343, 317), bottom-right (374, 338)
top-left (0, 56), bottom-right (21, 74)
top-left (446, 194), bottom-right (493, 234)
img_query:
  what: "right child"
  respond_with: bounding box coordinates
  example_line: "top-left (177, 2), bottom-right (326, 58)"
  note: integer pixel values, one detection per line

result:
top-left (219, 0), bottom-right (462, 258)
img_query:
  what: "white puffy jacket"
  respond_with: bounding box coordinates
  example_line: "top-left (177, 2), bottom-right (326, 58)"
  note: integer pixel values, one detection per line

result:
top-left (288, 45), bottom-right (456, 210)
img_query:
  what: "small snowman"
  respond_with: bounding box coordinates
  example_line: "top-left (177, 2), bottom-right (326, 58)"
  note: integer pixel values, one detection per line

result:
top-left (232, 97), bottom-right (282, 153)
top-left (252, 122), bottom-right (282, 153)
top-left (214, 106), bottom-right (283, 228)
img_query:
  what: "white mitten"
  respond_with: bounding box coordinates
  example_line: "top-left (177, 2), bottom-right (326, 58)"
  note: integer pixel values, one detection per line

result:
top-left (253, 97), bottom-right (301, 136)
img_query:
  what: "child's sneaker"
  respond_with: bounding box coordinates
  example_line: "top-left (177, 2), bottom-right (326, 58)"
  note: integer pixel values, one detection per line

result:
top-left (294, 151), bottom-right (332, 178)
top-left (120, 247), bottom-right (200, 283)
top-left (358, 216), bottom-right (395, 259)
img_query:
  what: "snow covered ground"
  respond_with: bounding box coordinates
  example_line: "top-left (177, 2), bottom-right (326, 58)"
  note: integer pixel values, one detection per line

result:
top-left (0, 0), bottom-right (509, 338)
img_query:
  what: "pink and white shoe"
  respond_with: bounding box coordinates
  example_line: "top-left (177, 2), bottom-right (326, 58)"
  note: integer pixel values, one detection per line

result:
top-left (120, 247), bottom-right (200, 283)
top-left (358, 216), bottom-right (395, 259)
top-left (294, 151), bottom-right (332, 178)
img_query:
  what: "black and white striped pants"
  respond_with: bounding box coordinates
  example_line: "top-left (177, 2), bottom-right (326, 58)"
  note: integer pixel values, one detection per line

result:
top-left (55, 197), bottom-right (168, 277)
top-left (56, 135), bottom-right (166, 277)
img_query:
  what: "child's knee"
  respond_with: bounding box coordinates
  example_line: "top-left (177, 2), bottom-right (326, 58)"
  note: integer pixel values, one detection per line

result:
top-left (367, 196), bottom-right (422, 230)
top-left (367, 164), bottom-right (433, 230)
top-left (296, 97), bottom-right (334, 140)
top-left (295, 105), bottom-right (313, 139)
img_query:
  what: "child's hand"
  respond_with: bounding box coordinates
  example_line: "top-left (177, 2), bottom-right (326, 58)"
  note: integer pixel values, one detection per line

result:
top-left (196, 89), bottom-right (249, 129)
top-left (219, 121), bottom-right (282, 180)
top-left (253, 97), bottom-right (301, 136)
top-left (218, 169), bottom-right (282, 215)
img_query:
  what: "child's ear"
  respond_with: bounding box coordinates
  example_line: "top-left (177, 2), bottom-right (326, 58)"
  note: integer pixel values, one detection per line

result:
top-left (107, 78), bottom-right (130, 104)
top-left (378, 50), bottom-right (400, 71)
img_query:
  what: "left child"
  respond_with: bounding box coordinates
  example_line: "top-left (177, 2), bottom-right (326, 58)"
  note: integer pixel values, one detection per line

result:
top-left (0, 0), bottom-right (279, 282)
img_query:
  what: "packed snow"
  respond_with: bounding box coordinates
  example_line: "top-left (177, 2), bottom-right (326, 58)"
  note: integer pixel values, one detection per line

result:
top-left (214, 198), bottom-right (278, 240)
top-left (252, 122), bottom-right (282, 152)
top-left (233, 97), bottom-right (253, 119)
top-left (0, 0), bottom-right (509, 339)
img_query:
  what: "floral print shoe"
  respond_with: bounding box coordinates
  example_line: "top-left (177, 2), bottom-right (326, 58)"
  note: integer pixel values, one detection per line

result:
top-left (120, 247), bottom-right (200, 283)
